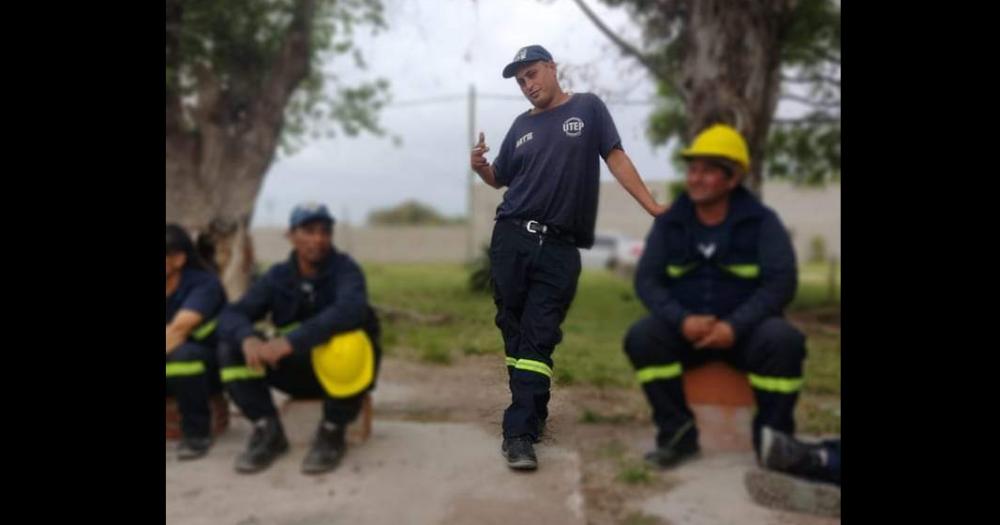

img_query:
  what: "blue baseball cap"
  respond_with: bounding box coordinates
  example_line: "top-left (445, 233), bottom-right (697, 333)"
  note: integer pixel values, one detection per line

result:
top-left (289, 202), bottom-right (335, 229)
top-left (502, 45), bottom-right (553, 78)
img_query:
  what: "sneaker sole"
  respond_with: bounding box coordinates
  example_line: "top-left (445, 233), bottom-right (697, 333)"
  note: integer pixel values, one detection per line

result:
top-left (506, 458), bottom-right (538, 470)
top-left (235, 442), bottom-right (290, 474)
top-left (644, 449), bottom-right (701, 470)
top-left (760, 426), bottom-right (775, 467)
top-left (502, 451), bottom-right (538, 471)
top-left (301, 456), bottom-right (344, 475)
top-left (178, 449), bottom-right (210, 461)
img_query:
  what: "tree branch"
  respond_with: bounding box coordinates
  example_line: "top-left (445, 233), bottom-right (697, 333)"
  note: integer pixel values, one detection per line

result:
top-left (781, 74), bottom-right (840, 87)
top-left (772, 115), bottom-right (840, 125)
top-left (258, 0), bottom-right (317, 128)
top-left (781, 46), bottom-right (840, 68)
top-left (570, 0), bottom-right (680, 97)
top-left (817, 48), bottom-right (841, 65)
top-left (780, 93), bottom-right (840, 109)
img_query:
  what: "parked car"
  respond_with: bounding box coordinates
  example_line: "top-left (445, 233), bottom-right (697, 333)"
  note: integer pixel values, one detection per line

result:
top-left (580, 232), bottom-right (644, 270)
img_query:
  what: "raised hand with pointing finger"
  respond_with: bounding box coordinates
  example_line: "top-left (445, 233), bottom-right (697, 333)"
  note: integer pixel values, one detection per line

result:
top-left (470, 131), bottom-right (498, 187)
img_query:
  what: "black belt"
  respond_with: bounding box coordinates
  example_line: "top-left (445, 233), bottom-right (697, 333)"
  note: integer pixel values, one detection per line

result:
top-left (504, 218), bottom-right (576, 244)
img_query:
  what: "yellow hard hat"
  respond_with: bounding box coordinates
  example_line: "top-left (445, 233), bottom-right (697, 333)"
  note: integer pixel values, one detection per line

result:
top-left (310, 329), bottom-right (375, 398)
top-left (680, 124), bottom-right (750, 173)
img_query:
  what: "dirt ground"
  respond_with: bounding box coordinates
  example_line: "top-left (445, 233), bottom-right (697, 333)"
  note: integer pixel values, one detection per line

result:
top-left (374, 313), bottom-right (839, 525)
top-left (169, 311), bottom-right (840, 525)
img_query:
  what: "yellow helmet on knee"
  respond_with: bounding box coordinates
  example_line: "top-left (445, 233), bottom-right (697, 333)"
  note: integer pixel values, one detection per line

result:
top-left (311, 329), bottom-right (375, 398)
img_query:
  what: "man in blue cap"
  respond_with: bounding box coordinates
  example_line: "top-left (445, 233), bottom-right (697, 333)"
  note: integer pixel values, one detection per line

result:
top-left (216, 202), bottom-right (382, 474)
top-left (470, 44), bottom-right (667, 470)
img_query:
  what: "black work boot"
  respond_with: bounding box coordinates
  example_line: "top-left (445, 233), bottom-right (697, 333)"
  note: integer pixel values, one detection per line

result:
top-left (501, 435), bottom-right (538, 471)
top-left (235, 416), bottom-right (289, 473)
top-left (644, 421), bottom-right (700, 469)
top-left (759, 426), bottom-right (832, 483)
top-left (177, 435), bottom-right (212, 461)
top-left (301, 421), bottom-right (347, 475)
top-left (533, 418), bottom-right (547, 444)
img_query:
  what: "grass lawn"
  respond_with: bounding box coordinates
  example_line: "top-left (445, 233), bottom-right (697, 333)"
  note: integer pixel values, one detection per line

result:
top-left (361, 262), bottom-right (840, 433)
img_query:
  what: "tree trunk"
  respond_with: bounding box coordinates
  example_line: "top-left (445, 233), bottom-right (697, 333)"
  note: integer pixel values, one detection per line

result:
top-left (165, 0), bottom-right (316, 300)
top-left (677, 0), bottom-right (793, 196)
top-left (165, 120), bottom-right (279, 299)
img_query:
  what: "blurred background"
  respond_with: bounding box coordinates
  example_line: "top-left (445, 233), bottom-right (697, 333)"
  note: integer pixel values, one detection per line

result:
top-left (166, 0), bottom-right (840, 523)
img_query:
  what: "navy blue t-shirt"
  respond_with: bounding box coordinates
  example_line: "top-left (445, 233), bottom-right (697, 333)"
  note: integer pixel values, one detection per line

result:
top-left (492, 92), bottom-right (621, 248)
top-left (166, 267), bottom-right (226, 326)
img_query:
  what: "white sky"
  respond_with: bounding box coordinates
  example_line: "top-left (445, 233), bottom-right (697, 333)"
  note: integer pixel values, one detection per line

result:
top-left (251, 0), bottom-right (815, 227)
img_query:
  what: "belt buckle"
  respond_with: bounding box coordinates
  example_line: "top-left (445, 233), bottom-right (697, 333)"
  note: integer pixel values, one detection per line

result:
top-left (525, 220), bottom-right (546, 234)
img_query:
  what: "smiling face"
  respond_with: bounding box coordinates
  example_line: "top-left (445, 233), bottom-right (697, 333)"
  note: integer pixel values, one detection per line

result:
top-left (289, 219), bottom-right (334, 265)
top-left (514, 60), bottom-right (560, 110)
top-left (685, 158), bottom-right (741, 206)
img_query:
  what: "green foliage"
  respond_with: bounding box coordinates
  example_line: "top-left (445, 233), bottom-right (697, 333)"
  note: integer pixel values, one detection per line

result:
top-left (617, 462), bottom-right (653, 485)
top-left (166, 0), bottom-right (391, 154)
top-left (808, 235), bottom-right (827, 264)
top-left (765, 117), bottom-right (840, 185)
top-left (367, 199), bottom-right (466, 226)
top-left (598, 0), bottom-right (840, 185)
top-left (467, 243), bottom-right (493, 294)
top-left (366, 262), bottom-right (840, 434)
top-left (667, 180), bottom-right (686, 202)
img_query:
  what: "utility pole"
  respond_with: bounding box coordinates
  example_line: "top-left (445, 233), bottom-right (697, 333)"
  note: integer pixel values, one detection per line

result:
top-left (467, 83), bottom-right (476, 262)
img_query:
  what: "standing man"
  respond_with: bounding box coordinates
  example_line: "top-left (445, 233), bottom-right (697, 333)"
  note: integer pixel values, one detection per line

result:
top-left (217, 203), bottom-right (381, 475)
top-left (471, 45), bottom-right (666, 470)
top-left (624, 124), bottom-right (806, 469)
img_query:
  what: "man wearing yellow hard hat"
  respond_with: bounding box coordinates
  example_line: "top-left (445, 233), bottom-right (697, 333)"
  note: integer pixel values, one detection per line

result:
top-left (624, 124), bottom-right (806, 469)
top-left (217, 202), bottom-right (381, 474)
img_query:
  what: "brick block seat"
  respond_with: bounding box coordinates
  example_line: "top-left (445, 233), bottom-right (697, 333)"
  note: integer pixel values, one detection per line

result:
top-left (682, 361), bottom-right (755, 452)
top-left (165, 393), bottom-right (230, 440)
top-left (279, 392), bottom-right (373, 446)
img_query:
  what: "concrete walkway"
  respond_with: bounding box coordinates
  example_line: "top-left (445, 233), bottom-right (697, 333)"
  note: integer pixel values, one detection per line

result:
top-left (167, 406), bottom-right (585, 525)
top-left (634, 451), bottom-right (840, 525)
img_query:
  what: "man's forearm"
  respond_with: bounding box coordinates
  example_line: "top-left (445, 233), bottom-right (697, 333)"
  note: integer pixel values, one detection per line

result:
top-left (165, 326), bottom-right (185, 353)
top-left (476, 164), bottom-right (500, 188)
top-left (607, 150), bottom-right (663, 216)
top-left (725, 278), bottom-right (796, 341)
top-left (165, 310), bottom-right (204, 350)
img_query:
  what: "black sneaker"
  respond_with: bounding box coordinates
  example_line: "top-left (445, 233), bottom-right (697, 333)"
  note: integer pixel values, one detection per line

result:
top-left (301, 421), bottom-right (347, 475)
top-left (501, 436), bottom-right (538, 470)
top-left (644, 440), bottom-right (700, 469)
top-left (235, 417), bottom-right (290, 473)
top-left (759, 426), bottom-right (830, 482)
top-left (177, 435), bottom-right (212, 461)
top-left (644, 421), bottom-right (700, 469)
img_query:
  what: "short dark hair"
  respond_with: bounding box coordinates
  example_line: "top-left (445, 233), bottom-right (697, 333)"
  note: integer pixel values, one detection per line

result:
top-left (704, 158), bottom-right (735, 178)
top-left (166, 223), bottom-right (212, 272)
